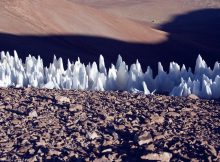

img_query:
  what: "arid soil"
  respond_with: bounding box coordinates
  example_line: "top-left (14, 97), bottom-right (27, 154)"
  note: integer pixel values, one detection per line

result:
top-left (0, 0), bottom-right (166, 43)
top-left (71, 0), bottom-right (220, 27)
top-left (0, 88), bottom-right (219, 161)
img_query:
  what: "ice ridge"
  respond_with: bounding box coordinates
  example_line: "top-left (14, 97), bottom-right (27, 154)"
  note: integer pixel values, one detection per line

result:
top-left (0, 51), bottom-right (219, 99)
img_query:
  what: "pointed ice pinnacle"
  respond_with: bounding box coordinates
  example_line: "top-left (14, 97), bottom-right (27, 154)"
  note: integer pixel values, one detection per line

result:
top-left (116, 55), bottom-right (123, 70)
top-left (99, 55), bottom-right (107, 75)
top-left (0, 51), bottom-right (219, 99)
top-left (116, 62), bottom-right (129, 90)
top-left (142, 81), bottom-right (150, 95)
top-left (158, 62), bottom-right (164, 74)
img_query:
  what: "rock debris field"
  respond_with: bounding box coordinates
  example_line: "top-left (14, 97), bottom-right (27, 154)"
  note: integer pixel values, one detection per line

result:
top-left (0, 88), bottom-right (219, 162)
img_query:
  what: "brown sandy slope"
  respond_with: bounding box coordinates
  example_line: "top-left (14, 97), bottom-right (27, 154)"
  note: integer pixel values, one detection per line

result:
top-left (0, 0), bottom-right (167, 43)
top-left (0, 88), bottom-right (219, 161)
top-left (71, 0), bottom-right (220, 27)
top-left (70, 0), bottom-right (220, 53)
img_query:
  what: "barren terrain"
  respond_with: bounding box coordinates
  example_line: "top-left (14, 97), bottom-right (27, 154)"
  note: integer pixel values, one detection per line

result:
top-left (71, 0), bottom-right (220, 27)
top-left (0, 1), bottom-right (220, 161)
top-left (0, 0), bottom-right (166, 42)
top-left (0, 88), bottom-right (219, 161)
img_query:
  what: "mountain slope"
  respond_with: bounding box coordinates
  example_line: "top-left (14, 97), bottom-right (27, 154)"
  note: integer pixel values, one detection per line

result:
top-left (0, 0), bottom-right (167, 43)
top-left (71, 0), bottom-right (220, 27)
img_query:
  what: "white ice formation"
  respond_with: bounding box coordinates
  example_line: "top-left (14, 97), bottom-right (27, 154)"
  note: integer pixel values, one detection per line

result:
top-left (0, 50), bottom-right (220, 99)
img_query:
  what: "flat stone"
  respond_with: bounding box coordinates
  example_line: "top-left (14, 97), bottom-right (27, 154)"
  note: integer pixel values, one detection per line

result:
top-left (117, 125), bottom-right (125, 130)
top-left (188, 94), bottom-right (199, 100)
top-left (11, 119), bottom-right (21, 125)
top-left (146, 144), bottom-right (155, 151)
top-left (18, 146), bottom-right (30, 154)
top-left (154, 135), bottom-right (166, 140)
top-left (55, 96), bottom-right (70, 103)
top-left (87, 132), bottom-right (100, 140)
top-left (28, 156), bottom-right (37, 162)
top-left (102, 148), bottom-right (112, 153)
top-left (167, 112), bottom-right (180, 117)
top-left (69, 104), bottom-right (83, 112)
top-left (0, 104), bottom-right (5, 109)
top-left (94, 156), bottom-right (111, 162)
top-left (182, 108), bottom-right (193, 112)
top-left (48, 149), bottom-right (61, 156)
top-left (36, 140), bottom-right (46, 147)
top-left (103, 140), bottom-right (114, 146)
top-left (106, 116), bottom-right (114, 121)
top-left (141, 152), bottom-right (172, 162)
top-left (29, 110), bottom-right (38, 118)
top-left (138, 131), bottom-right (153, 145)
top-left (168, 108), bottom-right (175, 112)
top-left (207, 145), bottom-right (217, 157)
top-left (29, 149), bottom-right (36, 155)
top-left (150, 115), bottom-right (164, 124)
top-left (0, 157), bottom-right (7, 161)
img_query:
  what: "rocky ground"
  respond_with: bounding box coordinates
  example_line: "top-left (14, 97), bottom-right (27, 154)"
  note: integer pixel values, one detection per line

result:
top-left (0, 88), bottom-right (219, 162)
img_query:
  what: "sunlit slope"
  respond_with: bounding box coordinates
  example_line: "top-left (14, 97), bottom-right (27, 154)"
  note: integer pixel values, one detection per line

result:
top-left (0, 0), bottom-right (167, 43)
top-left (71, 0), bottom-right (220, 26)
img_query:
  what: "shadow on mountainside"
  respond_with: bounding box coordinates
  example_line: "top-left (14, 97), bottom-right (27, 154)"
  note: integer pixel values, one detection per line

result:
top-left (160, 8), bottom-right (220, 50)
top-left (0, 8), bottom-right (219, 72)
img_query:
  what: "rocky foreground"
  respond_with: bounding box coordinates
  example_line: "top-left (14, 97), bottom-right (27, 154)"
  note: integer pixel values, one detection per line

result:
top-left (0, 88), bottom-right (219, 161)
